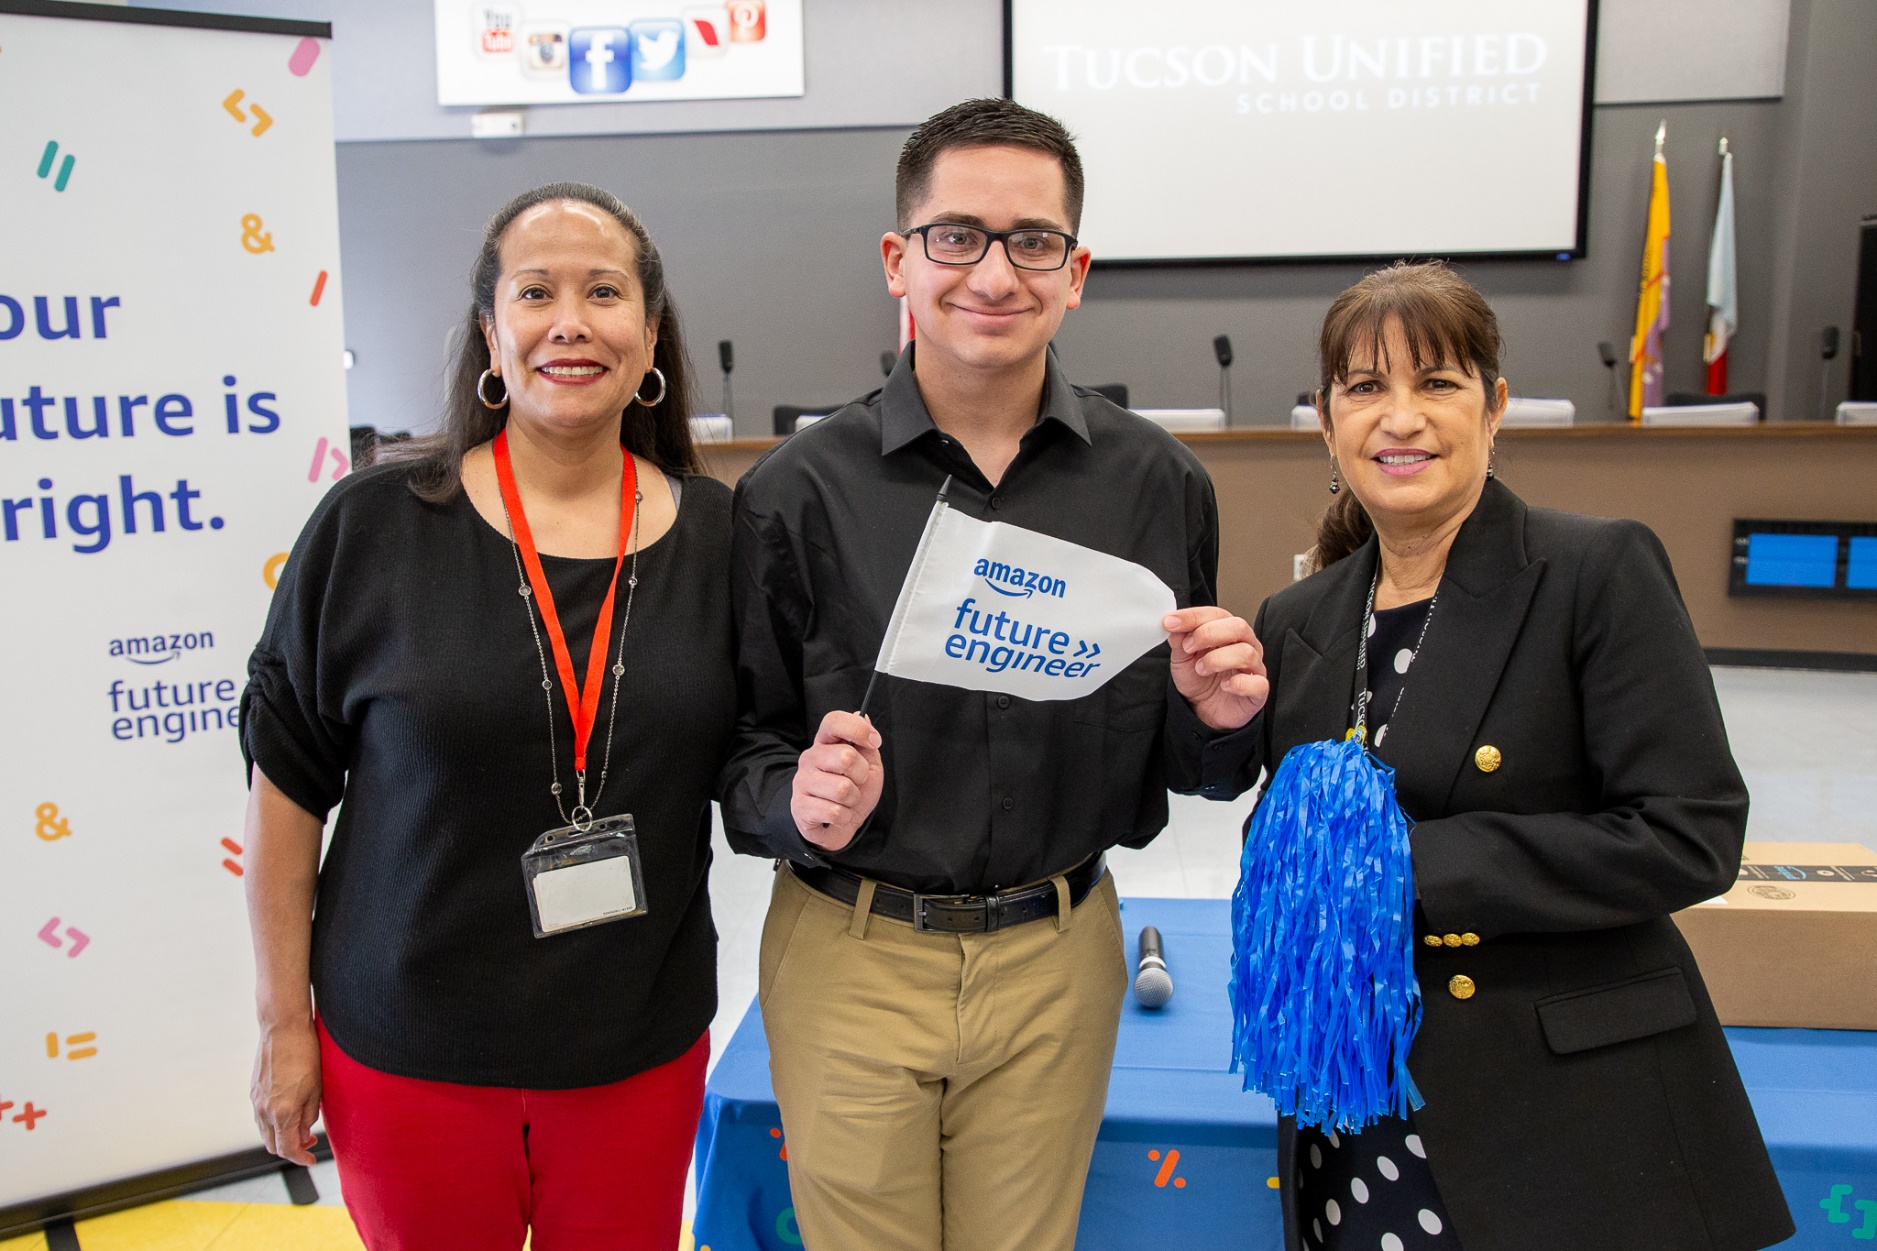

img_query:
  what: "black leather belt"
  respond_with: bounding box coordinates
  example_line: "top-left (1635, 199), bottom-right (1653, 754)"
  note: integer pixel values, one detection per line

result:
top-left (793, 855), bottom-right (1106, 934)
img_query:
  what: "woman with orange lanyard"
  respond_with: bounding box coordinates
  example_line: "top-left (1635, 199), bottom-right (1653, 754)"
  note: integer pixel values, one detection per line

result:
top-left (237, 182), bottom-right (733, 1250)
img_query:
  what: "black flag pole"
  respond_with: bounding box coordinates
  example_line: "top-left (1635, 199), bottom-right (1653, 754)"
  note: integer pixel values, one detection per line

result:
top-left (821, 475), bottom-right (953, 829)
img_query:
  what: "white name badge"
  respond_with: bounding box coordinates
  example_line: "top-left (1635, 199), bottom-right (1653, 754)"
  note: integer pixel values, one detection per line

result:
top-left (521, 814), bottom-right (648, 938)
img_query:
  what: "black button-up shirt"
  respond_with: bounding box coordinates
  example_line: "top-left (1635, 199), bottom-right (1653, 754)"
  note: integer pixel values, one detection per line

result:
top-left (719, 347), bottom-right (1227, 894)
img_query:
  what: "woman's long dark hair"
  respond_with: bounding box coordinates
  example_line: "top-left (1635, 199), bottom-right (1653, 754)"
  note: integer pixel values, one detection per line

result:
top-left (399, 181), bottom-right (702, 502)
top-left (1313, 261), bottom-right (1504, 568)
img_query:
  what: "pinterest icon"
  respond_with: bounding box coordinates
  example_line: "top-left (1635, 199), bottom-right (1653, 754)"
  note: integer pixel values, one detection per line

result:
top-left (728, 0), bottom-right (766, 42)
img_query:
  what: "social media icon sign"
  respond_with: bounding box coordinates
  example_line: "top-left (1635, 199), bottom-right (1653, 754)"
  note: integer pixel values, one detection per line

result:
top-left (524, 27), bottom-right (568, 75)
top-left (683, 6), bottom-right (730, 58)
top-left (569, 28), bottom-right (632, 94)
top-left (728, 0), bottom-right (766, 42)
top-left (630, 19), bottom-right (686, 81)
top-left (476, 6), bottom-right (516, 55)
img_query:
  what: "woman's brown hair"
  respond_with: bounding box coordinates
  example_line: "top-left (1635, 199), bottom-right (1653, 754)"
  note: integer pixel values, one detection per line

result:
top-left (1313, 261), bottom-right (1504, 568)
top-left (395, 181), bottom-right (702, 502)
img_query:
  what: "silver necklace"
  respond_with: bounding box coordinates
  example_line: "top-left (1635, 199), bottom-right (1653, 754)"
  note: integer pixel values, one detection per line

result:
top-left (1353, 569), bottom-right (1438, 746)
top-left (497, 484), bottom-right (642, 831)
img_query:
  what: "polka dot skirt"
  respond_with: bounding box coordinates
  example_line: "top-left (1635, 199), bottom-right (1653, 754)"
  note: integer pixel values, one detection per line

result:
top-left (1295, 1114), bottom-right (1462, 1251)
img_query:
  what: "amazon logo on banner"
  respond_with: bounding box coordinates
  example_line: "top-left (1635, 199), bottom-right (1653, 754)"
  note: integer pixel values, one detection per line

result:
top-left (108, 629), bottom-right (215, 666)
top-left (973, 558), bottom-right (1066, 600)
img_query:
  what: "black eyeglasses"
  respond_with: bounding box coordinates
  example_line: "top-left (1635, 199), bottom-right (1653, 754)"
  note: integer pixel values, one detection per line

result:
top-left (902, 222), bottom-right (1079, 271)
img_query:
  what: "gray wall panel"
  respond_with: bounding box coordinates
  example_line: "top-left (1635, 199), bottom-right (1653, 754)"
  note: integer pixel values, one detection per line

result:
top-left (1594, 0), bottom-right (1790, 103)
top-left (335, 128), bottom-right (905, 434)
top-left (1764, 0), bottom-right (1877, 425)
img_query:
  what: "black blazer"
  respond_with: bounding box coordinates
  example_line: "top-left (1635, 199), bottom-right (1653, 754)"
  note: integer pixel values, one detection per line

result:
top-left (1198, 481), bottom-right (1793, 1251)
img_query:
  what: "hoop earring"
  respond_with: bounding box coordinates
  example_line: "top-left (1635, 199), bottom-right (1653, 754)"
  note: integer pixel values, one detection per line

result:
top-left (477, 369), bottom-right (508, 410)
top-left (632, 367), bottom-right (667, 408)
top-left (1328, 461), bottom-right (1341, 495)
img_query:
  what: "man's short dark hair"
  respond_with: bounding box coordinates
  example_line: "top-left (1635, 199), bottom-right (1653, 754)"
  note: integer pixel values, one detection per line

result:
top-left (896, 98), bottom-right (1085, 233)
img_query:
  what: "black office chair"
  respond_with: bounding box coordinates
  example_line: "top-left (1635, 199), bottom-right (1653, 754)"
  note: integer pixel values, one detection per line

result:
top-left (1666, 391), bottom-right (1766, 418)
top-left (773, 405), bottom-right (838, 436)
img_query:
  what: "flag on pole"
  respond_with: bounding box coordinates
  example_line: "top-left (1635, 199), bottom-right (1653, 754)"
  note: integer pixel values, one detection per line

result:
top-left (871, 486), bottom-right (1176, 703)
top-left (1629, 122), bottom-right (1672, 421)
top-left (1704, 139), bottom-right (1738, 395)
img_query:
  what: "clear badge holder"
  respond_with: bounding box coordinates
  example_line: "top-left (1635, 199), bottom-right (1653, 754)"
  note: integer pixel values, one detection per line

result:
top-left (521, 814), bottom-right (648, 938)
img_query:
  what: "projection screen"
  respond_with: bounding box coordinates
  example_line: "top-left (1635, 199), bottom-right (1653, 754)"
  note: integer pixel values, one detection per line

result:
top-left (1008, 0), bottom-right (1597, 263)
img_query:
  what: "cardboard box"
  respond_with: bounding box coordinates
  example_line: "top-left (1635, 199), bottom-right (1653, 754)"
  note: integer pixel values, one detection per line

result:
top-left (1673, 842), bottom-right (1877, 1031)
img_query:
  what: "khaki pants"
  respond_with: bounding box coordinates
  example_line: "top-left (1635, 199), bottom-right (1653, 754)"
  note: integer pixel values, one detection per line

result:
top-left (758, 864), bottom-right (1128, 1251)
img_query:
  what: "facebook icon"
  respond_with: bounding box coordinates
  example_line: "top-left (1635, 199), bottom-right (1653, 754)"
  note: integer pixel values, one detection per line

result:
top-left (568, 27), bottom-right (631, 93)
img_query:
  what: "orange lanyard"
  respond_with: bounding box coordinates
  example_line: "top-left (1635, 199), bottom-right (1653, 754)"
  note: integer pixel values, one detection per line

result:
top-left (491, 428), bottom-right (637, 773)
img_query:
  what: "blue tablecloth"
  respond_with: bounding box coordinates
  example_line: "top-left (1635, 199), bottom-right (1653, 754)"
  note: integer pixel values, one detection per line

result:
top-left (693, 897), bottom-right (1877, 1250)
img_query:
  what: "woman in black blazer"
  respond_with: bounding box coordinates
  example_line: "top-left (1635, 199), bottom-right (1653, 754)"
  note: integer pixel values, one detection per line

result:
top-left (1169, 263), bottom-right (1793, 1251)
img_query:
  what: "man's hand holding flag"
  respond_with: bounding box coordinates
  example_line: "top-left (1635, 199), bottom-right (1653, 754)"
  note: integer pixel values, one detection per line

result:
top-left (1166, 607), bottom-right (1268, 733)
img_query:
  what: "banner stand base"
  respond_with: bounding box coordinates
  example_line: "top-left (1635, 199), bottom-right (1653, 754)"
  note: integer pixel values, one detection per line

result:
top-left (0, 1136), bottom-right (330, 1241)
top-left (282, 1163), bottom-right (320, 1206)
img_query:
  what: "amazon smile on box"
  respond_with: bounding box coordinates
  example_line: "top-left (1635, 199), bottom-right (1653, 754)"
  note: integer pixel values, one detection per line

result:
top-left (1673, 842), bottom-right (1877, 1031)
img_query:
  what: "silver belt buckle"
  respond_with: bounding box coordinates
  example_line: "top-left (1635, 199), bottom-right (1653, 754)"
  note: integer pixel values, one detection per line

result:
top-left (912, 892), bottom-right (993, 933)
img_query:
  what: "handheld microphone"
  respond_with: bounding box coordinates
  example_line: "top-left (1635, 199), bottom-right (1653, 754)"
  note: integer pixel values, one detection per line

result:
top-left (1212, 335), bottom-right (1234, 369)
top-left (718, 339), bottom-right (735, 423)
top-left (1133, 926), bottom-right (1173, 1008)
top-left (880, 349), bottom-right (897, 378)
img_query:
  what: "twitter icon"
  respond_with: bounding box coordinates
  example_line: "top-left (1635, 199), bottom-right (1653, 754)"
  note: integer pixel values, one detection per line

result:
top-left (630, 18), bottom-right (686, 82)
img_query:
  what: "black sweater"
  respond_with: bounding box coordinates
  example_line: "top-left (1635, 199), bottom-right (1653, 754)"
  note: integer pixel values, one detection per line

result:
top-left (241, 461), bottom-right (734, 1089)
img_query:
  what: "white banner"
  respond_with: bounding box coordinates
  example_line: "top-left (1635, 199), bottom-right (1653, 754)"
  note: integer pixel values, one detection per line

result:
top-left (875, 498), bottom-right (1176, 703)
top-left (435, 0), bottom-right (805, 106)
top-left (0, 8), bottom-right (347, 1216)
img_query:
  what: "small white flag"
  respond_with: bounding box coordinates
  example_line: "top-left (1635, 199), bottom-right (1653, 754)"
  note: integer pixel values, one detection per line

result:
top-left (873, 486), bottom-right (1176, 702)
top-left (1704, 143), bottom-right (1738, 384)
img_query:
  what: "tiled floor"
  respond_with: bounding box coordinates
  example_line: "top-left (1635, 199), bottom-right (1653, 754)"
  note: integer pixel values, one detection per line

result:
top-left (6, 666), bottom-right (1870, 1251)
top-left (1710, 667), bottom-right (1877, 849)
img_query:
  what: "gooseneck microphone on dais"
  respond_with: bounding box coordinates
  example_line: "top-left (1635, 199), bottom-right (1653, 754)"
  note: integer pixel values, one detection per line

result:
top-left (718, 339), bottom-right (735, 424)
top-left (1134, 925), bottom-right (1173, 1008)
top-left (1213, 335), bottom-right (1234, 426)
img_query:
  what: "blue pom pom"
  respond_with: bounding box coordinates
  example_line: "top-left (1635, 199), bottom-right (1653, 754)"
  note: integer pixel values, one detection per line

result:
top-left (1228, 736), bottom-right (1423, 1132)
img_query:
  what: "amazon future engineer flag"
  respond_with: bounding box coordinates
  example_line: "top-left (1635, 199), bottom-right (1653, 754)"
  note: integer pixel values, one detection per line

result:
top-left (872, 488), bottom-right (1176, 703)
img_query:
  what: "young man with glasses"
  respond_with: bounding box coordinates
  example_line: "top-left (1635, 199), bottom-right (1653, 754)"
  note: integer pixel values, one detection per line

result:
top-left (720, 97), bottom-right (1265, 1251)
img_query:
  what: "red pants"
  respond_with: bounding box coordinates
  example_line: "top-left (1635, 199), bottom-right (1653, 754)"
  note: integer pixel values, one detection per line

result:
top-left (317, 1021), bottom-right (707, 1251)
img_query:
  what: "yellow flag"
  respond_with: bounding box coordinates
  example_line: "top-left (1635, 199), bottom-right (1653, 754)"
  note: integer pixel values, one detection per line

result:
top-left (1629, 130), bottom-right (1671, 421)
